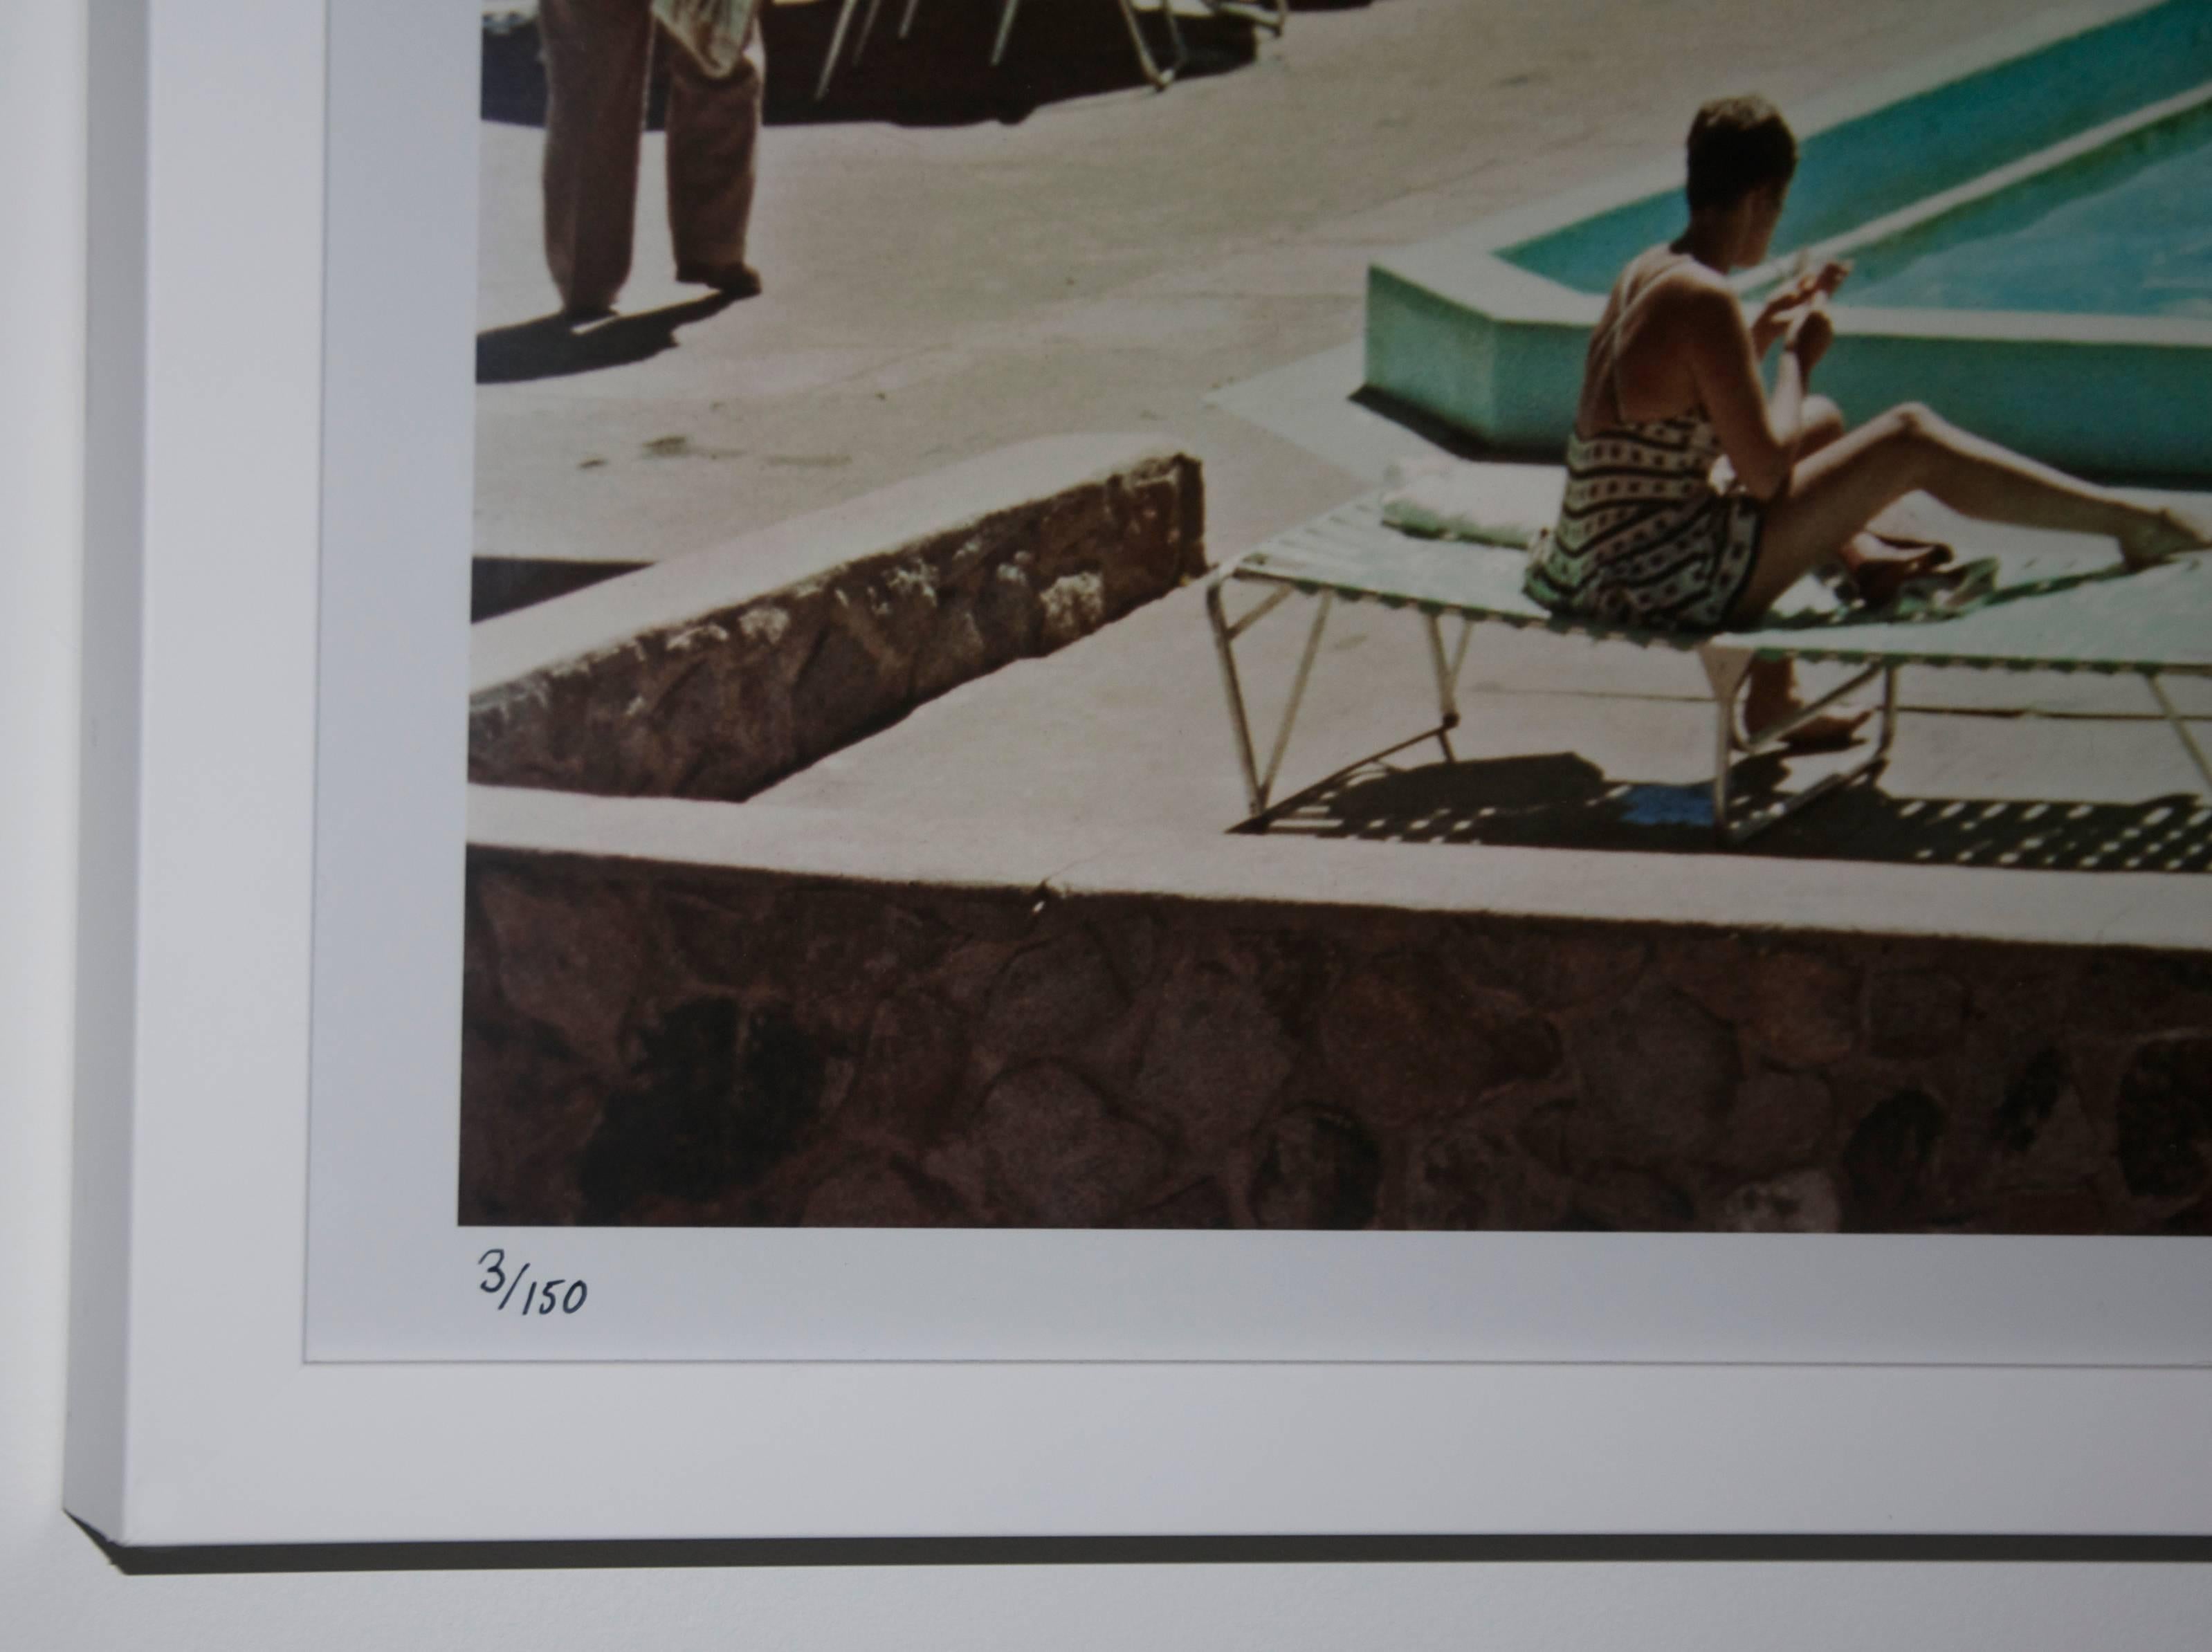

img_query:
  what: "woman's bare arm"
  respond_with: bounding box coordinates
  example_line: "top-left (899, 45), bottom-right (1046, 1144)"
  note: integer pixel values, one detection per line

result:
top-left (1670, 277), bottom-right (1813, 498)
top-left (1748, 259), bottom-right (1850, 356)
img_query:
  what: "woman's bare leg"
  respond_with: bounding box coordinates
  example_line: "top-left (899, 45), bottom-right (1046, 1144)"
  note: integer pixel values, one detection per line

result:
top-left (1733, 402), bottom-right (2209, 623)
top-left (1794, 394), bottom-right (1959, 598)
top-left (1743, 394), bottom-right (1884, 743)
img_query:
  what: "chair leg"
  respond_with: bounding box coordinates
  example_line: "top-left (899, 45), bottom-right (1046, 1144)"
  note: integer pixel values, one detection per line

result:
top-left (2146, 672), bottom-right (2212, 794)
top-left (1200, 0), bottom-right (1286, 33)
top-left (814, 0), bottom-right (866, 98)
top-left (1422, 612), bottom-right (1463, 762)
top-left (853, 0), bottom-right (888, 63)
top-left (1112, 0), bottom-right (1187, 89)
top-left (1699, 646), bottom-right (1753, 845)
top-left (990, 0), bottom-right (1022, 65)
top-left (1701, 648), bottom-right (1896, 847)
top-left (1206, 578), bottom-right (1267, 817)
top-left (995, 0), bottom-right (1183, 87)
top-left (898, 0), bottom-right (924, 38)
top-left (1207, 574), bottom-right (1341, 818)
top-left (1261, 594), bottom-right (1331, 800)
top-left (1875, 662), bottom-right (1900, 762)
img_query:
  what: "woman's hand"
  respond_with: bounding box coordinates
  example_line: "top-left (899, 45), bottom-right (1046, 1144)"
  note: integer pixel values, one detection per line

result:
top-left (1751, 259), bottom-right (1851, 353)
top-left (1798, 257), bottom-right (1852, 300)
top-left (1785, 300), bottom-right (1835, 374)
top-left (1751, 290), bottom-right (1801, 354)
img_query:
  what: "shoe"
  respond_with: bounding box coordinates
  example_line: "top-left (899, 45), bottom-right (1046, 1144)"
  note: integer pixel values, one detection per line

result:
top-left (1845, 533), bottom-right (1953, 607)
top-left (675, 261), bottom-right (762, 299)
top-left (1883, 556), bottom-right (2000, 619)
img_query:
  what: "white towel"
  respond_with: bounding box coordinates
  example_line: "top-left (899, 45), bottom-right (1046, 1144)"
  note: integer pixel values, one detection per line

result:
top-left (652, 0), bottom-right (760, 77)
top-left (1378, 455), bottom-right (1546, 549)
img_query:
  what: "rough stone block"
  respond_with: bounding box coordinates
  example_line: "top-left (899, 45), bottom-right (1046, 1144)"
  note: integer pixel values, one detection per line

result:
top-left (1562, 976), bottom-right (1736, 1161)
top-left (1744, 948), bottom-right (1861, 1069)
top-left (842, 989), bottom-right (974, 1148)
top-left (1865, 968), bottom-right (1968, 1061)
top-left (469, 437), bottom-right (1203, 801)
top-left (1320, 953), bottom-right (1557, 1130)
top-left (801, 1158), bottom-right (966, 1227)
top-left (1131, 951), bottom-right (1297, 1157)
top-left (2115, 1034), bottom-right (2212, 1200)
top-left (1719, 1169), bottom-right (1843, 1233)
top-left (1409, 1119), bottom-right (1546, 1230)
top-left (975, 930), bottom-right (1126, 1074)
top-left (976, 1062), bottom-right (1169, 1226)
top-left (1717, 1066), bottom-right (1836, 1177)
top-left (475, 868), bottom-right (646, 1073)
top-left (1840, 1087), bottom-right (1949, 1229)
top-left (1250, 1108), bottom-right (1383, 1229)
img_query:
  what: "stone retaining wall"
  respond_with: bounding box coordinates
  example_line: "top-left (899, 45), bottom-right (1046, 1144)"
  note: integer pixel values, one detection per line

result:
top-left (461, 845), bottom-right (2212, 1233)
top-left (469, 440), bottom-right (1203, 800)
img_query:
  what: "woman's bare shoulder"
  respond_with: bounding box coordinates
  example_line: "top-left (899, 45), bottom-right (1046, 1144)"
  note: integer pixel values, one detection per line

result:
top-left (1641, 257), bottom-right (1742, 333)
top-left (1614, 245), bottom-right (1730, 315)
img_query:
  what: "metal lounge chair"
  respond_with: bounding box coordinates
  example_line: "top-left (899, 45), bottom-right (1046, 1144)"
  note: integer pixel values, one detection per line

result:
top-left (1204, 492), bottom-right (2212, 845)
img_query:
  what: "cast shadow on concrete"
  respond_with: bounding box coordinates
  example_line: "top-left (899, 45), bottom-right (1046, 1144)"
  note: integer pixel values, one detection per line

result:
top-left (475, 294), bottom-right (739, 385)
top-left (470, 556), bottom-right (645, 622)
top-left (1348, 384), bottom-right (1566, 466)
top-left (482, 3), bottom-right (1260, 133)
top-left (1254, 749), bottom-right (2212, 870)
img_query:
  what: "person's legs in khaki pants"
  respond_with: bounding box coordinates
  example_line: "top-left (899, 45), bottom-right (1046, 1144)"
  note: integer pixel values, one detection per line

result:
top-left (667, 10), bottom-right (762, 289)
top-left (539, 0), bottom-right (656, 317)
top-left (540, 0), bottom-right (762, 316)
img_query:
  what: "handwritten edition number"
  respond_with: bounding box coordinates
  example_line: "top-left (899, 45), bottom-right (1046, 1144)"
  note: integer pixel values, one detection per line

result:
top-left (477, 1248), bottom-right (587, 1315)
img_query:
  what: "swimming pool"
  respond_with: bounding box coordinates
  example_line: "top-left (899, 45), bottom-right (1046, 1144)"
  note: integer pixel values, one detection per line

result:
top-left (1364, 0), bottom-right (2212, 477)
top-left (1843, 92), bottom-right (2212, 319)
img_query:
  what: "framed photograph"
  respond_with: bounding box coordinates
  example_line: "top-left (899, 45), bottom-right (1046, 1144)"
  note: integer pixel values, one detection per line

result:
top-left (67, 0), bottom-right (2212, 1545)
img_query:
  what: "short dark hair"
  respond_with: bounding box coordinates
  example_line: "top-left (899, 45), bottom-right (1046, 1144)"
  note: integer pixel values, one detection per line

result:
top-left (1685, 95), bottom-right (1798, 211)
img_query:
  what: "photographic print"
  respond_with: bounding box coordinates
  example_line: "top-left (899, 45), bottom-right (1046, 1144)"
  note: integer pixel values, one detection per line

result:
top-left (72, 0), bottom-right (2212, 1551)
top-left (455, 0), bottom-right (2212, 1247)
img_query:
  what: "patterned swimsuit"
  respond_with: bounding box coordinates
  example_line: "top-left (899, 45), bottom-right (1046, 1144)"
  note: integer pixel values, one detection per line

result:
top-left (1523, 255), bottom-right (1765, 632)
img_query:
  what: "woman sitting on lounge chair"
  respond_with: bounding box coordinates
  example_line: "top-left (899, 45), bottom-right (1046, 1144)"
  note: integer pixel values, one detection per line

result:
top-left (1524, 94), bottom-right (2211, 747)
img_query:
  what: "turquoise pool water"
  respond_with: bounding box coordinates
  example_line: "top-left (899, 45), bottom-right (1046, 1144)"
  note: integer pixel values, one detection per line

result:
top-left (1845, 107), bottom-right (2212, 318)
top-left (1497, 0), bottom-right (2212, 296)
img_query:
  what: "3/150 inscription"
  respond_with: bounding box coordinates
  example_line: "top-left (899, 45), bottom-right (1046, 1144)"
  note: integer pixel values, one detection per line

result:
top-left (477, 1248), bottom-right (588, 1316)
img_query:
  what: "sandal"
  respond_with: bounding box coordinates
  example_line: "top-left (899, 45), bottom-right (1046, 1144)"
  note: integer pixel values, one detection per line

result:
top-left (1845, 533), bottom-right (1954, 607)
top-left (1880, 556), bottom-right (2000, 618)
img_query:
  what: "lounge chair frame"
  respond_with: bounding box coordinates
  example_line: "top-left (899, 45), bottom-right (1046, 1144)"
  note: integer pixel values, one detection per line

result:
top-left (1204, 495), bottom-right (2211, 847)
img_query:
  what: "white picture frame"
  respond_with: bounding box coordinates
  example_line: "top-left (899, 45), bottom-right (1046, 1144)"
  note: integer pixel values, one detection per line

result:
top-left (65, 0), bottom-right (2212, 1545)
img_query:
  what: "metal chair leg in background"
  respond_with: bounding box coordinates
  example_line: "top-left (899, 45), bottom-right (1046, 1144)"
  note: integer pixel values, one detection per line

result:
top-left (1200, 0), bottom-right (1286, 33)
top-left (814, 0), bottom-right (866, 98)
top-left (851, 0), bottom-right (890, 64)
top-left (993, 0), bottom-right (1189, 89)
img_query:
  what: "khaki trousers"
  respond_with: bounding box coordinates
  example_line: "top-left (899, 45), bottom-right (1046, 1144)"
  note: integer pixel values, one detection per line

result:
top-left (539, 0), bottom-right (763, 314)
